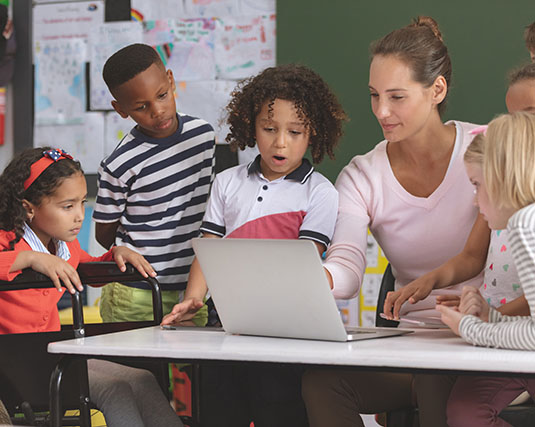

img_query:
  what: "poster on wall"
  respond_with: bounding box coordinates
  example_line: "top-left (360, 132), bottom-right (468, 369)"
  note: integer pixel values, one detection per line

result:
top-left (34, 112), bottom-right (105, 174)
top-left (183, 0), bottom-right (241, 17)
top-left (131, 0), bottom-right (187, 21)
top-left (104, 112), bottom-right (137, 156)
top-left (33, 0), bottom-right (104, 46)
top-left (175, 79), bottom-right (236, 143)
top-left (34, 38), bottom-right (87, 125)
top-left (144, 18), bottom-right (217, 81)
top-left (214, 14), bottom-right (276, 80)
top-left (89, 21), bottom-right (143, 110)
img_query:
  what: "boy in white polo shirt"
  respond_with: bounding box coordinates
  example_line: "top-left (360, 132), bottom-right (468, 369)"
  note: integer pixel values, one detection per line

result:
top-left (162, 64), bottom-right (347, 427)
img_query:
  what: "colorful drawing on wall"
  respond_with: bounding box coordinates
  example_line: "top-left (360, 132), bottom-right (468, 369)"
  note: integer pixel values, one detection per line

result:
top-left (214, 14), bottom-right (276, 79)
top-left (33, 0), bottom-right (105, 43)
top-left (34, 112), bottom-right (105, 174)
top-left (183, 0), bottom-right (241, 17)
top-left (144, 18), bottom-right (217, 82)
top-left (89, 21), bottom-right (143, 111)
top-left (131, 0), bottom-right (187, 21)
top-left (175, 79), bottom-right (236, 143)
top-left (34, 38), bottom-right (87, 125)
top-left (104, 112), bottom-right (137, 156)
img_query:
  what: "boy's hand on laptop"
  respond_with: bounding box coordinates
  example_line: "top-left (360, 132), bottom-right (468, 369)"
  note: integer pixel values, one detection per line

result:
top-left (383, 275), bottom-right (435, 320)
top-left (161, 298), bottom-right (205, 326)
top-left (111, 246), bottom-right (157, 278)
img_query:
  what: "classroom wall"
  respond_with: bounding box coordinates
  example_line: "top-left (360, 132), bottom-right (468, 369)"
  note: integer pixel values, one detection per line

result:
top-left (277, 0), bottom-right (534, 182)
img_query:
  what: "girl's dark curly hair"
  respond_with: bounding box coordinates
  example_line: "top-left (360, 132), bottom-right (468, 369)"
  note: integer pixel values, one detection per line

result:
top-left (225, 64), bottom-right (348, 163)
top-left (0, 147), bottom-right (84, 250)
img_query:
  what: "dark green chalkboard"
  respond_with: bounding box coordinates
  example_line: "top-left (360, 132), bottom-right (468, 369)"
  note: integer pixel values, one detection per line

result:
top-left (277, 0), bottom-right (534, 182)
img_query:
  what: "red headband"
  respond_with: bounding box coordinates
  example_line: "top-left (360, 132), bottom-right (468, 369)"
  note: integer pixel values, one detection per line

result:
top-left (23, 149), bottom-right (74, 190)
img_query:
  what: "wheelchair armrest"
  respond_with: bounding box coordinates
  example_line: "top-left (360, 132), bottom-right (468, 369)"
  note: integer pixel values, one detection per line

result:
top-left (0, 263), bottom-right (163, 335)
top-left (77, 262), bottom-right (163, 324)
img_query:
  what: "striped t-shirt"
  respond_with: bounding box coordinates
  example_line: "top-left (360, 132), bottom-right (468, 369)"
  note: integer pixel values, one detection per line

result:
top-left (93, 113), bottom-right (215, 290)
top-left (459, 202), bottom-right (535, 350)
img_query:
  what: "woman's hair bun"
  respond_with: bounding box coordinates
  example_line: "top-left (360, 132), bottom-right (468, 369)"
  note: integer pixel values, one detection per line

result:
top-left (411, 16), bottom-right (443, 43)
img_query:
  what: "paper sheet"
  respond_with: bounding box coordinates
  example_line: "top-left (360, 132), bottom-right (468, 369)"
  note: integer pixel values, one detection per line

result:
top-left (183, 0), bottom-right (241, 17)
top-left (33, 0), bottom-right (104, 45)
top-left (104, 112), bottom-right (137, 156)
top-left (175, 79), bottom-right (236, 143)
top-left (34, 112), bottom-right (105, 174)
top-left (131, 0), bottom-right (187, 21)
top-left (214, 14), bottom-right (276, 79)
top-left (34, 38), bottom-right (87, 125)
top-left (144, 19), bottom-right (217, 81)
top-left (89, 21), bottom-right (144, 110)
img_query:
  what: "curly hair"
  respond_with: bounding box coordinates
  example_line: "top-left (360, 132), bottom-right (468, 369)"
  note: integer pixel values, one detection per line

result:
top-left (0, 147), bottom-right (84, 250)
top-left (508, 62), bottom-right (535, 86)
top-left (225, 64), bottom-right (347, 163)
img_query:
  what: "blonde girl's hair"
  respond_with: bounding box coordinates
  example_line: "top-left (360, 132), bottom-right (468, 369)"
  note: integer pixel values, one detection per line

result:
top-left (463, 133), bottom-right (484, 165)
top-left (484, 112), bottom-right (535, 210)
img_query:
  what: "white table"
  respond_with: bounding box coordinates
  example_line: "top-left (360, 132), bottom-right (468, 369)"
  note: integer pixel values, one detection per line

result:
top-left (48, 326), bottom-right (535, 375)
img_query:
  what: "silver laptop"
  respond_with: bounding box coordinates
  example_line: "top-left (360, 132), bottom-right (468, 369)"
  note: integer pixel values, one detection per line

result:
top-left (192, 238), bottom-right (413, 342)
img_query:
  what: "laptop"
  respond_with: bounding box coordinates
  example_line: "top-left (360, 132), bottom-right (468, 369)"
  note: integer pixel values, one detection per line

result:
top-left (192, 238), bottom-right (413, 342)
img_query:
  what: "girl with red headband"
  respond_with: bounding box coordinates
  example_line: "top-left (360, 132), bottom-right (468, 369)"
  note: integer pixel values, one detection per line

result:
top-left (0, 147), bottom-right (184, 426)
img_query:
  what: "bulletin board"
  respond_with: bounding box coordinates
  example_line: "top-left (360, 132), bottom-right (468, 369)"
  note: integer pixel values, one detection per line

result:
top-left (14, 0), bottom-right (276, 195)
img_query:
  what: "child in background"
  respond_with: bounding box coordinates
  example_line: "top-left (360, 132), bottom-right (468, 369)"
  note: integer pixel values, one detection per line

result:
top-left (524, 21), bottom-right (535, 62)
top-left (93, 43), bottom-right (215, 325)
top-left (505, 62), bottom-right (535, 113)
top-left (162, 63), bottom-right (347, 427)
top-left (0, 148), bottom-right (183, 427)
top-left (438, 112), bottom-right (535, 426)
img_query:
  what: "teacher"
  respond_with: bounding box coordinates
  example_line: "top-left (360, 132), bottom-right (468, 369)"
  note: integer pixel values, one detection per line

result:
top-left (303, 16), bottom-right (489, 427)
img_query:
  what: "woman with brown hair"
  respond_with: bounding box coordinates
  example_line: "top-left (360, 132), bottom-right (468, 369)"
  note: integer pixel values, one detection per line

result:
top-left (302, 16), bottom-right (489, 426)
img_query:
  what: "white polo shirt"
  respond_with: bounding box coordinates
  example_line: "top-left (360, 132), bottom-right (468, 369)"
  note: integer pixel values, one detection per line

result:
top-left (200, 156), bottom-right (338, 248)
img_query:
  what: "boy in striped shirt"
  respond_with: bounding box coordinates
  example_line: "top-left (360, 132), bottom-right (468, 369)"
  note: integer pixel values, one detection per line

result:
top-left (93, 43), bottom-right (215, 323)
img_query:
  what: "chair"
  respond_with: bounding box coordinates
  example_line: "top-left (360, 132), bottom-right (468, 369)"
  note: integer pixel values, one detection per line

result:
top-left (375, 263), bottom-right (535, 427)
top-left (0, 262), bottom-right (167, 427)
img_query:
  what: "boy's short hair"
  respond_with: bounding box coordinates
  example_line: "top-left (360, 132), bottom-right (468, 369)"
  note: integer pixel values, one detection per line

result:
top-left (524, 21), bottom-right (535, 52)
top-left (102, 43), bottom-right (163, 93)
top-left (225, 64), bottom-right (347, 163)
top-left (508, 62), bottom-right (535, 86)
top-left (484, 112), bottom-right (535, 210)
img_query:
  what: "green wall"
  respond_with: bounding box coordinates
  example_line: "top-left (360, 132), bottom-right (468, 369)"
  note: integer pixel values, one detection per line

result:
top-left (277, 0), bottom-right (533, 182)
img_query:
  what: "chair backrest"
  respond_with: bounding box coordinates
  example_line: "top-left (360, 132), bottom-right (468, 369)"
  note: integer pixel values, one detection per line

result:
top-left (0, 262), bottom-right (164, 418)
top-left (375, 264), bottom-right (400, 328)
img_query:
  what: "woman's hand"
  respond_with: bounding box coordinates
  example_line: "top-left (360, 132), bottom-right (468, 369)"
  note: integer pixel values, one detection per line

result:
top-left (111, 246), bottom-right (157, 278)
top-left (25, 252), bottom-right (83, 294)
top-left (161, 298), bottom-right (205, 326)
top-left (458, 286), bottom-right (490, 321)
top-left (383, 275), bottom-right (436, 320)
top-left (436, 304), bottom-right (463, 336)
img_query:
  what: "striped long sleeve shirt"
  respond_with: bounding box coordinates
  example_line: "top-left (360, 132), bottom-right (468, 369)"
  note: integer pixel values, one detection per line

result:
top-left (459, 203), bottom-right (535, 350)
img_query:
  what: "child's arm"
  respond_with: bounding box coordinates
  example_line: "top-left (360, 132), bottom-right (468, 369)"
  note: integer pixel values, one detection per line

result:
top-left (497, 295), bottom-right (530, 316)
top-left (95, 221), bottom-right (120, 250)
top-left (161, 233), bottom-right (219, 326)
top-left (384, 214), bottom-right (490, 320)
top-left (9, 251), bottom-right (83, 293)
